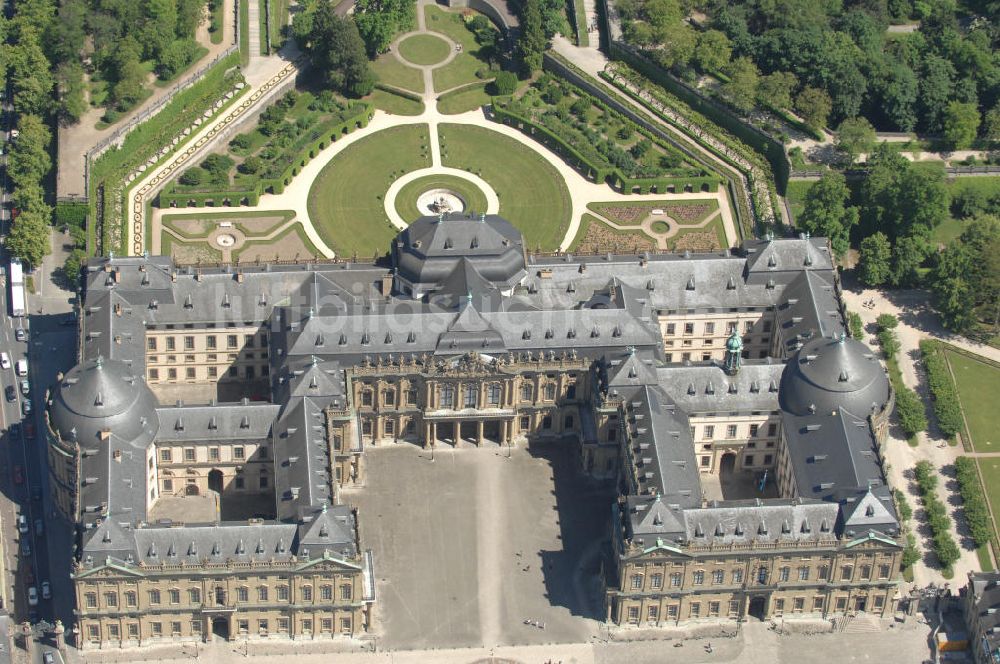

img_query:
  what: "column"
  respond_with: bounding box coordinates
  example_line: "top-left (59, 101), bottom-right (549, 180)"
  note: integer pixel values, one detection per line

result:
top-left (430, 422), bottom-right (437, 446)
top-left (476, 421), bottom-right (484, 446)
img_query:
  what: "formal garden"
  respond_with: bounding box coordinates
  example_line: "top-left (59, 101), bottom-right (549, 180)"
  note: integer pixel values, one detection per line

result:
top-left (425, 6), bottom-right (500, 94)
top-left (160, 89), bottom-right (371, 207)
top-left (575, 199), bottom-right (726, 252)
top-left (159, 210), bottom-right (320, 264)
top-left (439, 123), bottom-right (572, 251)
top-left (307, 124), bottom-right (432, 258)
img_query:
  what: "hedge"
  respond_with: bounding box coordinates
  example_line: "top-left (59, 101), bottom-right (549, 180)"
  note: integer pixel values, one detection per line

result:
top-left (159, 102), bottom-right (373, 208)
top-left (914, 460), bottom-right (961, 569)
top-left (848, 311), bottom-right (863, 340)
top-left (955, 456), bottom-right (993, 548)
top-left (55, 202), bottom-right (88, 227)
top-left (491, 102), bottom-right (720, 194)
top-left (895, 386), bottom-right (928, 437)
top-left (920, 340), bottom-right (965, 439)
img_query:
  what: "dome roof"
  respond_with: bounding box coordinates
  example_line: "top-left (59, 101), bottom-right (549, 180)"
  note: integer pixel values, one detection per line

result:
top-left (49, 356), bottom-right (160, 445)
top-left (393, 214), bottom-right (526, 290)
top-left (726, 332), bottom-right (743, 351)
top-left (780, 335), bottom-right (890, 417)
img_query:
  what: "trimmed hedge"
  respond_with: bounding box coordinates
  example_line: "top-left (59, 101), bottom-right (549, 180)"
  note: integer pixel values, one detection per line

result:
top-left (491, 102), bottom-right (720, 194)
top-left (55, 202), bottom-right (88, 227)
top-left (914, 460), bottom-right (961, 569)
top-left (848, 311), bottom-right (863, 340)
top-left (895, 386), bottom-right (928, 437)
top-left (920, 340), bottom-right (965, 439)
top-left (955, 456), bottom-right (993, 548)
top-left (159, 103), bottom-right (373, 208)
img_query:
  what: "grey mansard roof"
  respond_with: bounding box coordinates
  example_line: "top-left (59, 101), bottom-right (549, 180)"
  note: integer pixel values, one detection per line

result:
top-left (780, 335), bottom-right (890, 417)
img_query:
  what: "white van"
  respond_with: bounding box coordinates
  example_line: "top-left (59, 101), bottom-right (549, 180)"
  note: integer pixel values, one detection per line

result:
top-left (15, 359), bottom-right (27, 377)
top-left (0, 353), bottom-right (9, 370)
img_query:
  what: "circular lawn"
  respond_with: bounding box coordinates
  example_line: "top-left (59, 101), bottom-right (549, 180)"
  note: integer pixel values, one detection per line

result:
top-left (395, 175), bottom-right (490, 222)
top-left (397, 34), bottom-right (452, 67)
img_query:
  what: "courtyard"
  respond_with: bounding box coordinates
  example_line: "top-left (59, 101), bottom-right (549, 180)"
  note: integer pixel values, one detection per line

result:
top-left (345, 442), bottom-right (614, 650)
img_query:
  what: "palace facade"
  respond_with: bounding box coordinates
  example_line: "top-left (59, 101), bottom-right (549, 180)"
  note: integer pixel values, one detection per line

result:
top-left (49, 213), bottom-right (900, 649)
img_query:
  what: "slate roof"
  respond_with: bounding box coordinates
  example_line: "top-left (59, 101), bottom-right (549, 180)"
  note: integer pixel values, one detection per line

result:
top-left (154, 402), bottom-right (280, 442)
top-left (655, 361), bottom-right (784, 414)
top-left (780, 335), bottom-right (890, 417)
top-left (968, 571), bottom-right (1000, 659)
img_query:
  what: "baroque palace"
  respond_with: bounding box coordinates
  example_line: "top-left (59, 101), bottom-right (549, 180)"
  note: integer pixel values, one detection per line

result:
top-left (47, 213), bottom-right (900, 649)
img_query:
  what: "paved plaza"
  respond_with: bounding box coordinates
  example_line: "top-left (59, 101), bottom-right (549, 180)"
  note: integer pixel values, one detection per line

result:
top-left (344, 443), bottom-right (615, 650)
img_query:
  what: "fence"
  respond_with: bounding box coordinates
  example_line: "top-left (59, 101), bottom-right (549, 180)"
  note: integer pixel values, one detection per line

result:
top-left (791, 165), bottom-right (1000, 180)
top-left (80, 0), bottom-right (243, 204)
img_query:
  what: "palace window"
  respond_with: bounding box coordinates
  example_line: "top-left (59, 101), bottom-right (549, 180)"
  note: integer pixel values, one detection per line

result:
top-left (464, 384), bottom-right (477, 408)
top-left (169, 589), bottom-right (180, 604)
top-left (149, 590), bottom-right (161, 605)
top-left (487, 383), bottom-right (501, 406)
top-left (627, 606), bottom-right (640, 623)
top-left (227, 335), bottom-right (238, 349)
top-left (87, 625), bottom-right (99, 641)
top-left (732, 569), bottom-right (743, 584)
top-left (277, 586), bottom-right (289, 601)
top-left (630, 574), bottom-right (643, 590)
top-left (520, 384), bottom-right (533, 401)
top-left (768, 423), bottom-right (778, 436)
top-left (840, 565), bottom-right (853, 581)
top-left (406, 390), bottom-right (418, 405)
top-left (302, 585), bottom-right (313, 602)
top-left (234, 446), bottom-right (245, 460)
top-left (813, 597), bottom-right (824, 611)
top-left (520, 415), bottom-right (531, 431)
top-left (757, 567), bottom-right (768, 584)
top-left (705, 322), bottom-right (715, 334)
top-left (440, 385), bottom-right (455, 408)
top-left (798, 567), bottom-right (810, 581)
top-left (693, 571), bottom-right (705, 585)
top-left (147, 338), bottom-right (157, 351)
top-left (237, 587), bottom-right (248, 602)
top-left (125, 591), bottom-right (137, 607)
top-left (544, 383), bottom-right (556, 400)
top-left (166, 337), bottom-right (176, 351)
top-left (321, 585), bottom-right (332, 601)
top-left (703, 426), bottom-right (714, 440)
top-left (667, 605), bottom-right (679, 619)
top-left (161, 449), bottom-right (172, 462)
top-left (709, 601), bottom-right (721, 617)
top-left (670, 572), bottom-right (682, 587)
top-left (665, 323), bottom-right (675, 335)
top-left (258, 620), bottom-right (268, 635)
top-left (128, 624), bottom-right (139, 638)
top-left (712, 570), bottom-right (724, 584)
top-left (383, 391), bottom-right (395, 406)
top-left (321, 618), bottom-right (333, 633)
top-left (189, 588), bottom-right (201, 604)
top-left (878, 564), bottom-right (891, 579)
top-left (104, 592), bottom-right (118, 607)
top-left (647, 606), bottom-right (659, 621)
top-left (774, 599), bottom-right (785, 614)
top-left (689, 602), bottom-right (701, 618)
top-left (818, 566), bottom-right (829, 581)
top-left (184, 336), bottom-right (194, 350)
top-left (860, 564), bottom-right (872, 580)
top-left (684, 323), bottom-right (695, 335)
top-left (779, 567), bottom-right (790, 582)
top-left (206, 336), bottom-right (217, 350)
top-left (108, 625), bottom-right (120, 639)
top-left (650, 573), bottom-right (663, 589)
top-left (341, 584), bottom-right (353, 600)
top-left (192, 619), bottom-right (202, 635)
top-left (258, 587), bottom-right (268, 602)
top-left (726, 425), bottom-right (738, 438)
top-left (749, 424), bottom-right (759, 437)
top-left (793, 598), bottom-right (805, 612)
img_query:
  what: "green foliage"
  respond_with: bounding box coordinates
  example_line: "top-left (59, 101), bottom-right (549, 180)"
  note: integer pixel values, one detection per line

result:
top-left (693, 29), bottom-right (731, 74)
top-left (859, 231), bottom-right (892, 286)
top-left (795, 86), bottom-right (832, 131)
top-left (943, 101), bottom-right (980, 150)
top-left (62, 248), bottom-right (87, 287)
top-left (229, 134), bottom-right (253, 153)
top-left (848, 311), bottom-right (864, 340)
top-left (491, 71), bottom-right (517, 96)
top-left (836, 117), bottom-right (876, 164)
top-left (55, 203), bottom-right (88, 227)
top-left (878, 328), bottom-right (900, 359)
top-left (894, 489), bottom-right (913, 523)
top-left (930, 216), bottom-right (1000, 334)
top-left (955, 457), bottom-right (993, 548)
top-left (920, 340), bottom-right (965, 439)
top-left (354, 0), bottom-right (415, 55)
top-left (720, 57), bottom-right (759, 114)
top-left (895, 387), bottom-right (928, 437)
top-left (901, 532), bottom-right (920, 569)
top-left (756, 71), bottom-right (796, 112)
top-left (295, 4), bottom-right (376, 97)
top-left (517, 0), bottom-right (548, 74)
top-left (6, 211), bottom-right (51, 267)
top-left (876, 314), bottom-right (898, 331)
top-left (7, 114), bottom-right (52, 189)
top-left (797, 172), bottom-right (858, 258)
top-left (179, 167), bottom-right (207, 186)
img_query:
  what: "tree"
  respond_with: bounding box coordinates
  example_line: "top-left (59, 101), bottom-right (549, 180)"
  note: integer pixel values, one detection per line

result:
top-left (890, 234), bottom-right (928, 287)
top-left (62, 248), bottom-right (87, 288)
top-left (835, 117), bottom-right (875, 164)
top-left (798, 172), bottom-right (859, 258)
top-left (8, 29), bottom-right (55, 116)
top-left (8, 114), bottom-right (52, 188)
top-left (721, 57), bottom-right (759, 114)
top-left (795, 86), bottom-right (832, 131)
top-left (877, 63), bottom-right (918, 132)
top-left (931, 215), bottom-right (1000, 334)
top-left (858, 232), bottom-right (892, 286)
top-left (179, 167), bottom-right (206, 186)
top-left (144, 0), bottom-right (179, 59)
top-left (942, 101), bottom-right (980, 150)
top-left (55, 61), bottom-right (88, 125)
top-left (517, 0), bottom-right (547, 74)
top-left (175, 0), bottom-right (204, 38)
top-left (984, 103), bottom-right (1000, 143)
top-left (756, 71), bottom-right (797, 111)
top-left (5, 211), bottom-right (50, 267)
top-left (157, 39), bottom-right (196, 79)
top-left (693, 29), bottom-right (731, 74)
top-left (895, 387), bottom-right (928, 437)
top-left (296, 4), bottom-right (376, 97)
top-left (919, 55), bottom-right (954, 133)
top-left (238, 156), bottom-right (263, 174)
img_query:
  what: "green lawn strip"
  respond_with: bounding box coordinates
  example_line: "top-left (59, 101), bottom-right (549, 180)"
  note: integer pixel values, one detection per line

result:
top-left (269, 0), bottom-right (290, 50)
top-left (307, 125), bottom-right (431, 258)
top-left (978, 545), bottom-right (995, 572)
top-left (371, 56), bottom-right (425, 94)
top-left (259, 0), bottom-right (269, 54)
top-left (160, 232), bottom-right (224, 263)
top-left (240, 0), bottom-right (250, 65)
top-left (978, 459), bottom-right (1000, 569)
top-left (944, 348), bottom-right (1000, 453)
top-left (433, 54), bottom-right (488, 93)
top-left (439, 123), bottom-right (572, 251)
top-left (210, 0), bottom-right (225, 43)
top-left (233, 222), bottom-right (320, 261)
top-left (587, 199), bottom-right (719, 225)
top-left (574, 0), bottom-right (589, 47)
top-left (567, 214), bottom-right (653, 252)
top-left (369, 89), bottom-right (424, 116)
top-left (784, 179), bottom-right (814, 221)
top-left (398, 33), bottom-right (451, 66)
top-left (437, 83), bottom-right (491, 114)
top-left (394, 175), bottom-right (489, 222)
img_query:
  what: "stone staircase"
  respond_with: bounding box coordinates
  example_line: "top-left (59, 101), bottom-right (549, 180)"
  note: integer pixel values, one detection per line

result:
top-left (835, 613), bottom-right (883, 634)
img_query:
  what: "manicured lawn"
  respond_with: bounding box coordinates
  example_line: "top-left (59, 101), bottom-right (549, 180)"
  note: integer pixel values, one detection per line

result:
top-left (370, 89), bottom-right (424, 116)
top-left (240, 0), bottom-right (250, 65)
top-left (394, 175), bottom-right (490, 222)
top-left (307, 125), bottom-right (431, 258)
top-left (269, 0), bottom-right (290, 49)
top-left (371, 55), bottom-right (425, 94)
top-left (978, 459), bottom-right (1000, 537)
top-left (398, 33), bottom-right (451, 66)
top-left (784, 179), bottom-right (814, 222)
top-left (945, 349), bottom-right (1000, 453)
top-left (425, 5), bottom-right (494, 92)
top-left (439, 124), bottom-right (571, 251)
top-left (438, 83), bottom-right (491, 115)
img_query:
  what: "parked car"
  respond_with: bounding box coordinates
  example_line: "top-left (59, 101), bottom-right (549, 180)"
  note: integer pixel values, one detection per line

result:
top-left (27, 586), bottom-right (37, 606)
top-left (16, 514), bottom-right (27, 534)
top-left (12, 464), bottom-right (23, 484)
top-left (0, 352), bottom-right (10, 369)
top-left (19, 378), bottom-right (28, 396)
top-left (15, 359), bottom-right (27, 376)
top-left (5, 385), bottom-right (15, 402)
top-left (40, 581), bottom-right (50, 599)
top-left (23, 564), bottom-right (34, 585)
top-left (20, 538), bottom-right (30, 556)
top-left (34, 518), bottom-right (43, 537)
top-left (21, 398), bottom-right (31, 415)
top-left (15, 327), bottom-right (26, 342)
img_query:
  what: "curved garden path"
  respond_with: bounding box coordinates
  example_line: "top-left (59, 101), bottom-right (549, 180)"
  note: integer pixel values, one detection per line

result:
top-left (384, 168), bottom-right (500, 228)
top-left (148, 0), bottom-right (740, 258)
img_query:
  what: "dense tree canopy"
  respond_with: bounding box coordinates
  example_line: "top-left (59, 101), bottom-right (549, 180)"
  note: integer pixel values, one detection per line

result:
top-left (798, 172), bottom-right (858, 258)
top-left (293, 1), bottom-right (376, 97)
top-left (930, 215), bottom-right (1000, 334)
top-left (353, 0), bottom-right (415, 55)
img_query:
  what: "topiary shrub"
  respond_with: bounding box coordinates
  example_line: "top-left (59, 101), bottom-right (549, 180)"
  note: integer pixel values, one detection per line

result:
top-left (955, 456), bottom-right (993, 548)
top-left (179, 167), bottom-right (207, 186)
top-left (920, 340), bottom-right (965, 439)
top-left (895, 387), bottom-right (928, 437)
top-left (229, 134), bottom-right (252, 153)
top-left (491, 71), bottom-right (517, 96)
top-left (876, 314), bottom-right (898, 331)
top-left (848, 311), bottom-right (864, 339)
top-left (238, 156), bottom-right (263, 175)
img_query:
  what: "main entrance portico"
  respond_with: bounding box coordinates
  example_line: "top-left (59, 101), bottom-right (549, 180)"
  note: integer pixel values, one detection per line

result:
top-left (423, 412), bottom-right (515, 447)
